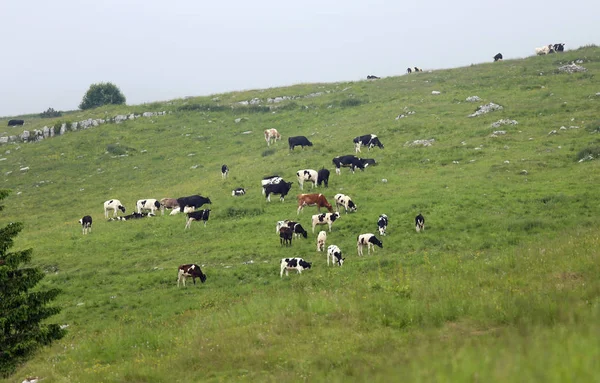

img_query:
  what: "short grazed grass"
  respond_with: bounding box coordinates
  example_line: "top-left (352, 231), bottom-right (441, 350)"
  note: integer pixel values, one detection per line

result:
top-left (1, 46), bottom-right (600, 382)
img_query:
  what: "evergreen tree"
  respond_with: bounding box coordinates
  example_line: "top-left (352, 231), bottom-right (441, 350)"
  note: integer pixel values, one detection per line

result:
top-left (79, 82), bottom-right (126, 110)
top-left (0, 190), bottom-right (65, 378)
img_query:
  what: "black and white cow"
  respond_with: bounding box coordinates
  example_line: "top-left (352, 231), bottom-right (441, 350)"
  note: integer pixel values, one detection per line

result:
top-left (332, 155), bottom-right (369, 175)
top-left (275, 220), bottom-right (308, 239)
top-left (353, 134), bottom-right (384, 153)
top-left (177, 264), bottom-right (207, 287)
top-left (311, 212), bottom-right (340, 233)
top-left (296, 169), bottom-right (318, 190)
top-left (279, 226), bottom-right (293, 246)
top-left (317, 168), bottom-right (330, 188)
top-left (280, 257), bottom-right (312, 277)
top-left (261, 175), bottom-right (283, 195)
top-left (334, 193), bottom-right (357, 213)
top-left (288, 136), bottom-right (313, 150)
top-left (357, 233), bottom-right (383, 256)
top-left (553, 43), bottom-right (565, 52)
top-left (177, 195), bottom-right (211, 212)
top-left (184, 209), bottom-right (211, 229)
top-left (136, 199), bottom-right (161, 215)
top-left (327, 245), bottom-right (345, 266)
top-left (415, 213), bottom-right (425, 232)
top-left (366, 75), bottom-right (380, 80)
top-left (414, 67), bottom-right (422, 72)
top-left (232, 188), bottom-right (246, 196)
top-left (104, 199), bottom-right (126, 218)
top-left (221, 164), bottom-right (229, 179)
top-left (110, 212), bottom-right (153, 221)
top-left (8, 119), bottom-right (24, 126)
top-left (78, 215), bottom-right (92, 234)
top-left (378, 214), bottom-right (388, 236)
top-left (493, 53), bottom-right (503, 62)
top-left (265, 181), bottom-right (293, 202)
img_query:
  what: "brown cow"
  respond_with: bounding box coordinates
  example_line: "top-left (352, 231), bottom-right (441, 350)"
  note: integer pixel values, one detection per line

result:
top-left (297, 193), bottom-right (334, 215)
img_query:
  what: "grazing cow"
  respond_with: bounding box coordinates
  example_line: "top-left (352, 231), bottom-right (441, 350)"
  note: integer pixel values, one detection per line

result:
top-left (264, 128), bottom-right (281, 146)
top-left (7, 119), bottom-right (24, 126)
top-left (280, 257), bottom-right (312, 277)
top-left (160, 198), bottom-right (179, 215)
top-left (177, 195), bottom-right (211, 212)
top-left (366, 75), bottom-right (380, 80)
top-left (334, 193), bottom-right (357, 213)
top-left (136, 199), bottom-right (161, 215)
top-left (317, 168), bottom-right (330, 188)
top-left (177, 264), bottom-right (207, 287)
top-left (265, 181), bottom-right (293, 202)
top-left (332, 155), bottom-right (369, 175)
top-left (357, 233), bottom-right (383, 256)
top-left (232, 188), bottom-right (246, 196)
top-left (279, 226), bottom-right (293, 246)
top-left (327, 245), bottom-right (345, 266)
top-left (353, 134), bottom-right (384, 153)
top-left (553, 43), bottom-right (565, 52)
top-left (261, 175), bottom-right (283, 195)
top-left (103, 199), bottom-right (126, 218)
top-left (415, 213), bottom-right (425, 232)
top-left (297, 193), bottom-right (334, 214)
top-left (275, 220), bottom-right (308, 239)
top-left (184, 209), bottom-right (211, 229)
top-left (317, 231), bottom-right (327, 251)
top-left (296, 169), bottom-right (318, 190)
top-left (288, 136), bottom-right (313, 150)
top-left (311, 212), bottom-right (340, 233)
top-left (110, 212), bottom-right (153, 221)
top-left (78, 215), bottom-right (92, 234)
top-left (378, 214), bottom-right (388, 236)
top-left (493, 53), bottom-right (503, 62)
top-left (221, 164), bottom-right (229, 179)
top-left (535, 44), bottom-right (554, 55)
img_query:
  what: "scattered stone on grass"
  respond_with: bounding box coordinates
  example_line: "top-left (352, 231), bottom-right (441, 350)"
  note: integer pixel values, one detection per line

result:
top-left (468, 102), bottom-right (503, 117)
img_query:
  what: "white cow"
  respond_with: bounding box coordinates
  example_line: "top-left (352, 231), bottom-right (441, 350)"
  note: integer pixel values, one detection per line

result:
top-left (264, 128), bottom-right (281, 146)
top-left (136, 199), bottom-right (161, 215)
top-left (317, 231), bottom-right (327, 251)
top-left (535, 44), bottom-right (553, 55)
top-left (296, 169), bottom-right (318, 190)
top-left (103, 199), bottom-right (126, 218)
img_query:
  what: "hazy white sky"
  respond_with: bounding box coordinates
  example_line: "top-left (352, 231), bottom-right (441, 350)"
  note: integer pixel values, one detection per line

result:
top-left (1, 0), bottom-right (597, 117)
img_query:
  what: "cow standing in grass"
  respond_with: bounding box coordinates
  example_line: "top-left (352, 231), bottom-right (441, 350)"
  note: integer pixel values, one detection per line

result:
top-left (177, 264), bottom-right (207, 287)
top-left (78, 215), bottom-right (92, 234)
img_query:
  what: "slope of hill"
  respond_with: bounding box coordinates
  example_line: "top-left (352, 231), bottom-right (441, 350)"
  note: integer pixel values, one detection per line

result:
top-left (1, 46), bottom-right (599, 382)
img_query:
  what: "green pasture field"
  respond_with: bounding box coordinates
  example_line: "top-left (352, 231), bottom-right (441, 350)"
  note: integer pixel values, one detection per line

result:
top-left (1, 46), bottom-right (599, 382)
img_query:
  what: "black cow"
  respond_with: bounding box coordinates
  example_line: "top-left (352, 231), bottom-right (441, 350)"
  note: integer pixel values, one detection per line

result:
top-left (177, 264), bottom-right (207, 287)
top-left (317, 168), bottom-right (330, 188)
top-left (185, 209), bottom-right (211, 229)
top-left (279, 226), bottom-right (293, 246)
top-left (353, 134), bottom-right (384, 153)
top-left (332, 155), bottom-right (370, 175)
top-left (493, 53), bottom-right (503, 62)
top-left (406, 67), bottom-right (412, 74)
top-left (177, 195), bottom-right (212, 212)
top-left (367, 75), bottom-right (380, 79)
top-left (265, 181), bottom-right (293, 202)
top-left (415, 213), bottom-right (425, 232)
top-left (78, 215), bottom-right (92, 235)
top-left (553, 43), bottom-right (565, 52)
top-left (284, 221), bottom-right (308, 239)
top-left (288, 136), bottom-right (313, 150)
top-left (8, 119), bottom-right (24, 126)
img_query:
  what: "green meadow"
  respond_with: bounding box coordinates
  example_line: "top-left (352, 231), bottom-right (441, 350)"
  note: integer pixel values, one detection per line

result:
top-left (1, 46), bottom-right (599, 382)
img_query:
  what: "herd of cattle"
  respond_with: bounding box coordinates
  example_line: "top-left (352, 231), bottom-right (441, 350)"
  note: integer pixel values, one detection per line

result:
top-left (76, 127), bottom-right (427, 285)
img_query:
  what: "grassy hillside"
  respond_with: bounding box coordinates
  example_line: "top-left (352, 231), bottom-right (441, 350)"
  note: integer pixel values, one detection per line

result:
top-left (1, 46), bottom-right (600, 382)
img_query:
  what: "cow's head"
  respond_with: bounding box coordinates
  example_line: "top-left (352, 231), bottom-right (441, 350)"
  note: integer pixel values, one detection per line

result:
top-left (199, 272), bottom-right (207, 283)
top-left (299, 260), bottom-right (311, 269)
top-left (330, 213), bottom-right (340, 222)
top-left (284, 182), bottom-right (293, 191)
top-left (370, 236), bottom-right (383, 248)
top-left (119, 205), bottom-right (126, 213)
top-left (347, 200), bottom-right (357, 212)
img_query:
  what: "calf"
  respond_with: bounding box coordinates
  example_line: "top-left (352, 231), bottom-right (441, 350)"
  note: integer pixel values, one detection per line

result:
top-left (297, 193), bottom-right (334, 214)
top-left (8, 119), bottom-right (24, 126)
top-left (334, 193), bottom-right (357, 213)
top-left (317, 231), bottom-right (327, 251)
top-left (311, 212), bottom-right (340, 233)
top-left (265, 181), bottom-right (293, 202)
top-left (296, 169), bottom-right (318, 190)
top-left (177, 195), bottom-right (211, 212)
top-left (184, 209), bottom-right (211, 229)
top-left (353, 134), bottom-right (384, 153)
top-left (110, 212), bottom-right (153, 221)
top-left (279, 226), bottom-right (293, 246)
top-left (280, 257), bottom-right (312, 277)
top-left (288, 136), bottom-right (313, 150)
top-left (493, 53), bottom-right (503, 62)
top-left (221, 164), bottom-right (229, 179)
top-left (332, 155), bottom-right (369, 175)
top-left (415, 213), bottom-right (425, 232)
top-left (232, 188), bottom-right (246, 196)
top-left (317, 168), bottom-right (330, 188)
top-left (264, 128), bottom-right (281, 146)
top-left (136, 199), bottom-right (161, 215)
top-left (357, 233), bottom-right (383, 256)
top-left (327, 245), bottom-right (345, 266)
top-left (104, 199), bottom-right (126, 218)
top-left (261, 175), bottom-right (283, 195)
top-left (78, 215), bottom-right (92, 234)
top-left (378, 214), bottom-right (388, 236)
top-left (160, 198), bottom-right (179, 215)
top-left (177, 264), bottom-right (207, 287)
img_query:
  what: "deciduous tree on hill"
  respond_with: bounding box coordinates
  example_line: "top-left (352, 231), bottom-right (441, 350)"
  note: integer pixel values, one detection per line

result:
top-left (79, 82), bottom-right (126, 110)
top-left (0, 189), bottom-right (65, 378)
